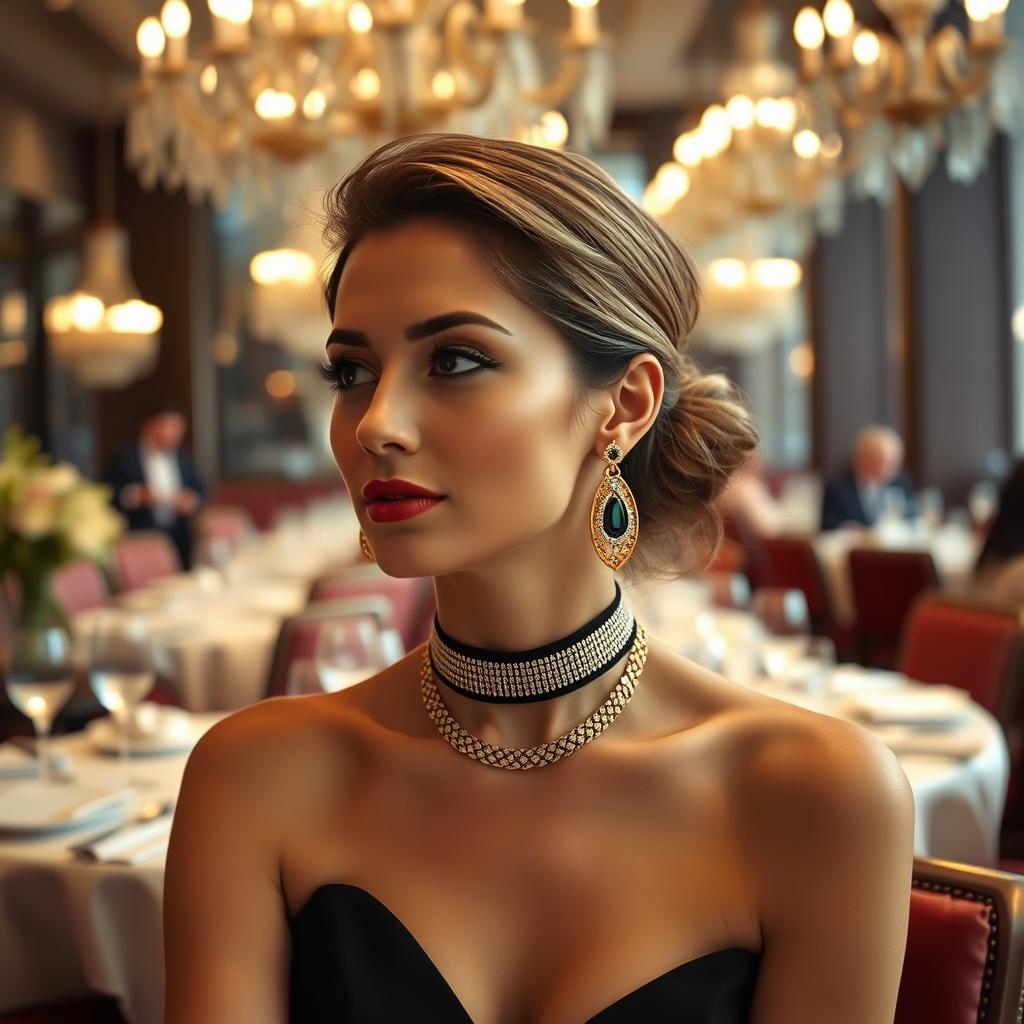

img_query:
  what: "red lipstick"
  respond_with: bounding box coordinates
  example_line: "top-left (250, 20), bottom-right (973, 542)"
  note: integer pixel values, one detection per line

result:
top-left (362, 478), bottom-right (445, 523)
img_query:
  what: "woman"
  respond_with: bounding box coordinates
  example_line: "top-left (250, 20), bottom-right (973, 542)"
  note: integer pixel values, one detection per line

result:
top-left (971, 460), bottom-right (1024, 608)
top-left (165, 134), bottom-right (914, 1023)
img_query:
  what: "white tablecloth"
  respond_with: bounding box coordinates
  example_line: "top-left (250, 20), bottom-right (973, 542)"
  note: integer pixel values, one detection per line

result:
top-left (813, 521), bottom-right (979, 627)
top-left (0, 715), bottom-right (222, 1023)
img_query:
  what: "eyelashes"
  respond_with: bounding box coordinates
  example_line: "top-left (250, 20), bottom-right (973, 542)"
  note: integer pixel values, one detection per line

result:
top-left (318, 342), bottom-right (500, 395)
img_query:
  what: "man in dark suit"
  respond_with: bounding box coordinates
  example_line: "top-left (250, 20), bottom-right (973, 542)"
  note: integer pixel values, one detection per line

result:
top-left (104, 406), bottom-right (207, 569)
top-left (821, 425), bottom-right (916, 531)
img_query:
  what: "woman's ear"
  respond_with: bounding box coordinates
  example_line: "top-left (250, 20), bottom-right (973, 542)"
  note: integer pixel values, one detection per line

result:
top-left (596, 353), bottom-right (664, 457)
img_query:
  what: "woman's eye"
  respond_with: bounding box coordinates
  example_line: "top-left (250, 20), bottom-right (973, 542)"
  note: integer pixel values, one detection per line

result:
top-left (318, 358), bottom-right (376, 394)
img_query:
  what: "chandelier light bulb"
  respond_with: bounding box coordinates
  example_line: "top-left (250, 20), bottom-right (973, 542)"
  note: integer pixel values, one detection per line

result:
top-left (250, 248), bottom-right (318, 286)
top-left (351, 67), bottom-right (381, 100)
top-left (136, 17), bottom-right (166, 58)
top-left (199, 64), bottom-right (218, 94)
top-left (432, 69), bottom-right (457, 100)
top-left (726, 94), bottom-right (755, 130)
top-left (708, 259), bottom-right (748, 289)
top-left (348, 1), bottom-right (374, 33)
top-left (254, 88), bottom-right (297, 119)
top-left (820, 132), bottom-right (843, 160)
top-left (209, 0), bottom-right (253, 22)
top-left (107, 300), bottom-right (164, 334)
top-left (539, 110), bottom-right (569, 147)
top-left (302, 87), bottom-right (327, 119)
top-left (989, 0), bottom-right (1010, 13)
top-left (672, 131), bottom-right (703, 167)
top-left (793, 128), bottom-right (822, 159)
top-left (964, 0), bottom-right (991, 18)
top-left (70, 293), bottom-right (105, 331)
top-left (751, 258), bottom-right (802, 290)
top-left (161, 0), bottom-right (192, 38)
top-left (794, 7), bottom-right (825, 49)
top-left (754, 96), bottom-right (781, 129)
top-left (775, 97), bottom-right (798, 133)
top-left (822, 0), bottom-right (854, 38)
top-left (853, 28), bottom-right (881, 65)
top-left (567, 0), bottom-right (598, 7)
top-left (699, 104), bottom-right (732, 155)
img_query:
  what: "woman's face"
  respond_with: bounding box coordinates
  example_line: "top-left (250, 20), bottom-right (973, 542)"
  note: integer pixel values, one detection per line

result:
top-left (325, 217), bottom-right (602, 579)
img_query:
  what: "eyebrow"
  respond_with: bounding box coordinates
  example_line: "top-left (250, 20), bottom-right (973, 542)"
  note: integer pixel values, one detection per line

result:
top-left (325, 311), bottom-right (512, 350)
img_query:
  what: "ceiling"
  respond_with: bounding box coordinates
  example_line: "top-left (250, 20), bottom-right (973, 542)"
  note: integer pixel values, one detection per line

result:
top-left (1, 0), bottom-right (722, 125)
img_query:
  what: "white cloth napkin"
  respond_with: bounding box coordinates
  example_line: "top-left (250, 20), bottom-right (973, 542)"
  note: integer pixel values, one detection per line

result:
top-left (865, 721), bottom-right (988, 760)
top-left (75, 815), bottom-right (173, 865)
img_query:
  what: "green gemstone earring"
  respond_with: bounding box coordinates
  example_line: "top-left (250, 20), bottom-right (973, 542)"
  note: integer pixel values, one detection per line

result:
top-left (590, 441), bottom-right (639, 571)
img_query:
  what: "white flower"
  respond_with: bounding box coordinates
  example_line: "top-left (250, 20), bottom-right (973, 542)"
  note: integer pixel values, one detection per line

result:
top-left (58, 485), bottom-right (124, 559)
top-left (8, 480), bottom-right (61, 539)
top-left (38, 464), bottom-right (80, 497)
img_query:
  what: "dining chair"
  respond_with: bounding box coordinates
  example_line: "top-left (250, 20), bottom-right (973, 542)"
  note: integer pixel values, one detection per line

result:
top-left (50, 559), bottom-right (110, 617)
top-left (265, 595), bottom-right (396, 698)
top-left (193, 504), bottom-right (255, 564)
top-left (898, 596), bottom-right (1024, 723)
top-left (110, 532), bottom-right (182, 592)
top-left (750, 587), bottom-right (811, 637)
top-left (0, 995), bottom-right (126, 1023)
top-left (847, 548), bottom-right (940, 669)
top-left (308, 566), bottom-right (435, 651)
top-left (896, 856), bottom-right (1024, 1024)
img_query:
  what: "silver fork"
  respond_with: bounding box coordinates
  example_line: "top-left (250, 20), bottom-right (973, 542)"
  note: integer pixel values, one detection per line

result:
top-left (68, 798), bottom-right (175, 856)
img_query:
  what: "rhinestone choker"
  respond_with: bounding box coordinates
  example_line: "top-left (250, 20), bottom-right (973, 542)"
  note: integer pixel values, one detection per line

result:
top-left (427, 584), bottom-right (637, 704)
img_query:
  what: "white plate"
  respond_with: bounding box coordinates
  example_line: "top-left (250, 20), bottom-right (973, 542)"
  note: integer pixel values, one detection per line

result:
top-left (86, 706), bottom-right (201, 757)
top-left (0, 781), bottom-right (136, 836)
top-left (841, 685), bottom-right (973, 727)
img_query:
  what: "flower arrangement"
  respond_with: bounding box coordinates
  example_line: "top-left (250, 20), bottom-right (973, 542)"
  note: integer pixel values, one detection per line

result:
top-left (0, 426), bottom-right (124, 629)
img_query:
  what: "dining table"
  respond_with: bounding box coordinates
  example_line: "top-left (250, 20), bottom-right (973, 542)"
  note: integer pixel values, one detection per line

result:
top-left (0, 594), bottom-right (1011, 1023)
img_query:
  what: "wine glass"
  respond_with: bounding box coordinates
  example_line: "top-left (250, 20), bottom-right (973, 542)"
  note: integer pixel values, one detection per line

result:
top-left (314, 615), bottom-right (386, 693)
top-left (88, 610), bottom-right (155, 786)
top-left (918, 487), bottom-right (945, 530)
top-left (750, 588), bottom-right (810, 681)
top-left (5, 627), bottom-right (74, 783)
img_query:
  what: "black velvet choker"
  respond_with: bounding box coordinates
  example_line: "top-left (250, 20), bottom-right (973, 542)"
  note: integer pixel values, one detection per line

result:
top-left (426, 584), bottom-right (637, 704)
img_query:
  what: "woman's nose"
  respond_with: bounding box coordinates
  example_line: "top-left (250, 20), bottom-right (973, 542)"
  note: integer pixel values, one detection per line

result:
top-left (354, 368), bottom-right (420, 456)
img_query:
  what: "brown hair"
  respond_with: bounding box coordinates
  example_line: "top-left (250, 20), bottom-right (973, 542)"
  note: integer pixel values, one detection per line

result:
top-left (321, 133), bottom-right (757, 578)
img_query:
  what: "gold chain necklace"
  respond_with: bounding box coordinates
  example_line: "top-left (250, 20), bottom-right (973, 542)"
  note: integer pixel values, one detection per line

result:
top-left (419, 624), bottom-right (648, 770)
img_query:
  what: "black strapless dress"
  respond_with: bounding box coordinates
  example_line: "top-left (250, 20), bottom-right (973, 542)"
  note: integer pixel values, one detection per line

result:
top-left (289, 884), bottom-right (761, 1022)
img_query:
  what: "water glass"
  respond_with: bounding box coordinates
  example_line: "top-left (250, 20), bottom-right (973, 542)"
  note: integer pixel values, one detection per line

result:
top-left (4, 627), bottom-right (74, 782)
top-left (315, 615), bottom-right (385, 693)
top-left (88, 610), bottom-right (155, 784)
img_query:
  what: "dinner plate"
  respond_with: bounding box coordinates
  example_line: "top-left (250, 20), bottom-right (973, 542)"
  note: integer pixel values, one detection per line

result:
top-left (86, 705), bottom-right (202, 757)
top-left (841, 685), bottom-right (973, 727)
top-left (0, 780), bottom-right (136, 836)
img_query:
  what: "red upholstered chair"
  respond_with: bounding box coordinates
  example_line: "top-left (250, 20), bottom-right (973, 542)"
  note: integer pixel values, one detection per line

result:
top-left (193, 504), bottom-right (255, 564)
top-left (0, 996), bottom-right (127, 1023)
top-left (750, 587), bottom-right (811, 637)
top-left (898, 596), bottom-right (1024, 722)
top-left (896, 856), bottom-right (1024, 1024)
top-left (111, 532), bottom-right (181, 592)
top-left (308, 568), bottom-right (435, 652)
top-left (848, 549), bottom-right (939, 669)
top-left (265, 596), bottom-right (395, 698)
top-left (50, 560), bottom-right (110, 617)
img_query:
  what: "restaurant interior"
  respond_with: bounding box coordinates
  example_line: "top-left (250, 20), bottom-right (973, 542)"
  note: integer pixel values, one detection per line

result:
top-left (2, 0), bottom-right (1024, 1020)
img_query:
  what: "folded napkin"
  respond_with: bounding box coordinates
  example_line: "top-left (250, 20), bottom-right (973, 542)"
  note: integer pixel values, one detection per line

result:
top-left (865, 721), bottom-right (988, 760)
top-left (0, 781), bottom-right (135, 824)
top-left (75, 815), bottom-right (172, 865)
top-left (0, 742), bottom-right (71, 780)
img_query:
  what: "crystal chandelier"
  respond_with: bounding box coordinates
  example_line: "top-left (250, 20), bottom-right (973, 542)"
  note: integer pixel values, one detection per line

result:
top-left (643, 3), bottom-right (844, 249)
top-left (128, 0), bottom-right (611, 207)
top-left (44, 124), bottom-right (164, 389)
top-left (793, 0), bottom-right (1023, 199)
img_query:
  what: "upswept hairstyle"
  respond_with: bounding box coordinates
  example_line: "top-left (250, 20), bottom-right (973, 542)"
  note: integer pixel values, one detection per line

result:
top-left (321, 133), bottom-right (758, 578)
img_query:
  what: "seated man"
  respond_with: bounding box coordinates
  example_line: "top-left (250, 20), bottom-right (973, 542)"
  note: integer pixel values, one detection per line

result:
top-left (821, 425), bottom-right (916, 531)
top-left (105, 406), bottom-right (206, 569)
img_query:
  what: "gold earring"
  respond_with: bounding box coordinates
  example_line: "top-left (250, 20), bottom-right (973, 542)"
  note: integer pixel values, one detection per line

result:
top-left (359, 530), bottom-right (376, 563)
top-left (590, 441), bottom-right (639, 571)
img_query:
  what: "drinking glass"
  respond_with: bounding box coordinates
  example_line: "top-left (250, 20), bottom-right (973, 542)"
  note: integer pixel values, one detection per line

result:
top-left (918, 487), bottom-right (944, 530)
top-left (315, 615), bottom-right (386, 693)
top-left (88, 610), bottom-right (155, 785)
top-left (968, 481), bottom-right (998, 527)
top-left (879, 486), bottom-right (907, 525)
top-left (5, 627), bottom-right (74, 782)
top-left (751, 589), bottom-right (810, 681)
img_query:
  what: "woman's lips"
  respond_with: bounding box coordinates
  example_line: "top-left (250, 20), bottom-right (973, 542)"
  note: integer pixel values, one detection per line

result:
top-left (366, 496), bottom-right (445, 523)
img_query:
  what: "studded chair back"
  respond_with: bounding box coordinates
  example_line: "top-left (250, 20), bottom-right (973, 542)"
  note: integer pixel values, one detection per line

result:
top-left (895, 857), bottom-right (1024, 1024)
top-left (51, 559), bottom-right (110, 617)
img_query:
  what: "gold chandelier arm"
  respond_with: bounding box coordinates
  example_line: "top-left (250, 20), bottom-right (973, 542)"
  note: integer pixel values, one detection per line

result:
top-left (445, 1), bottom-right (497, 96)
top-left (517, 45), bottom-right (588, 108)
top-left (931, 25), bottom-right (994, 102)
top-left (171, 84), bottom-right (244, 155)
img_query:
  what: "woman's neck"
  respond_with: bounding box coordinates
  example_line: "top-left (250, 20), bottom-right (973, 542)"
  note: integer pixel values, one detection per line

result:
top-left (430, 561), bottom-right (629, 749)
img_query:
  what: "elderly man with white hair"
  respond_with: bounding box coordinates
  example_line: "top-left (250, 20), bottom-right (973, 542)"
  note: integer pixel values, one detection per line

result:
top-left (821, 425), bottom-right (917, 531)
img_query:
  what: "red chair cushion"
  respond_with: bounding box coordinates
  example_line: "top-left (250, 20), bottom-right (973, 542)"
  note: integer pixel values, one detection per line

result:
top-left (894, 887), bottom-right (992, 1024)
top-left (114, 535), bottom-right (181, 592)
top-left (757, 538), bottom-right (832, 628)
top-left (899, 600), bottom-right (1019, 716)
top-left (848, 549), bottom-right (939, 644)
top-left (51, 560), bottom-right (109, 617)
